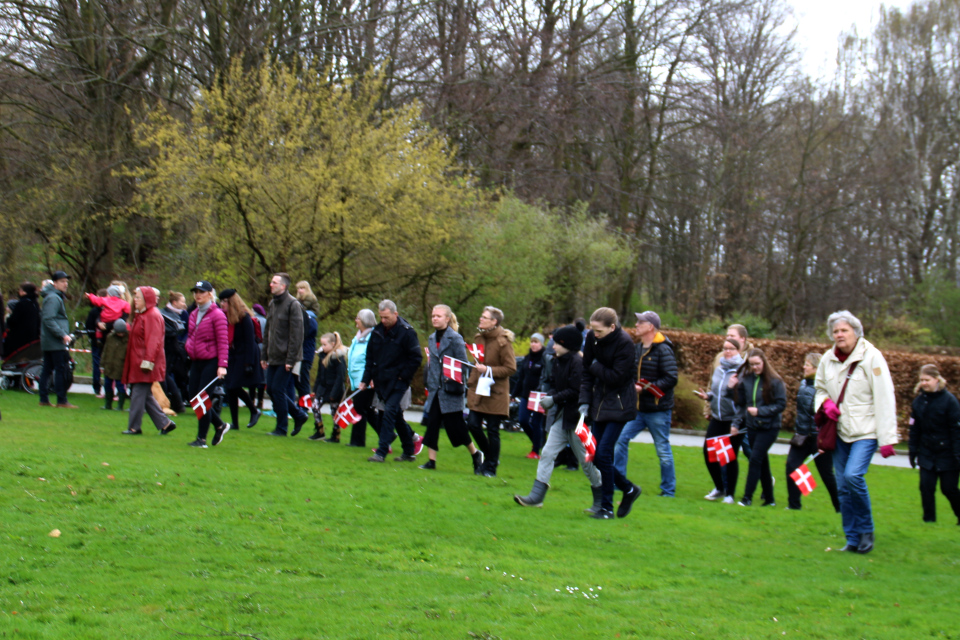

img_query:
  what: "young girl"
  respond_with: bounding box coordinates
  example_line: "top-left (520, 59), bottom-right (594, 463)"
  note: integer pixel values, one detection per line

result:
top-left (910, 364), bottom-right (960, 524)
top-left (310, 332), bottom-right (348, 442)
top-left (730, 348), bottom-right (786, 507)
top-left (785, 353), bottom-right (840, 511)
top-left (101, 319), bottom-right (129, 411)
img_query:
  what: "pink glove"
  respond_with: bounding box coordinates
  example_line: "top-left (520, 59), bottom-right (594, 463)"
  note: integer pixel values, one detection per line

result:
top-left (879, 445), bottom-right (895, 459)
top-left (822, 398), bottom-right (841, 421)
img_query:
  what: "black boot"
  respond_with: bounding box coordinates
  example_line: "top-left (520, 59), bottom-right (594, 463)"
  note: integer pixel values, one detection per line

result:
top-left (308, 426), bottom-right (324, 441)
top-left (471, 450), bottom-right (484, 474)
top-left (584, 485), bottom-right (603, 514)
top-left (514, 480), bottom-right (549, 507)
top-left (857, 532), bottom-right (874, 554)
top-left (103, 396), bottom-right (113, 411)
top-left (116, 391), bottom-right (127, 411)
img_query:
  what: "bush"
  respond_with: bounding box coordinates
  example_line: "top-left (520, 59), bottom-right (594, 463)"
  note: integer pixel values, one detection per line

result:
top-left (672, 374), bottom-right (708, 431)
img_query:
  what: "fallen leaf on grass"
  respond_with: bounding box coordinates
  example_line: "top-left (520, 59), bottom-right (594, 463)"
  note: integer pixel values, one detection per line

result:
top-left (102, 462), bottom-right (109, 467)
top-left (38, 478), bottom-right (46, 482)
top-left (49, 529), bottom-right (61, 538)
top-left (70, 491), bottom-right (77, 496)
top-left (107, 475), bottom-right (115, 480)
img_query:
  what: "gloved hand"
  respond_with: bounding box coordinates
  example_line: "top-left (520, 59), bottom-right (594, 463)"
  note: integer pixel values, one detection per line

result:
top-left (821, 398), bottom-right (841, 421)
top-left (578, 404), bottom-right (590, 416)
top-left (909, 452), bottom-right (917, 468)
top-left (540, 396), bottom-right (554, 410)
top-left (879, 445), bottom-right (896, 459)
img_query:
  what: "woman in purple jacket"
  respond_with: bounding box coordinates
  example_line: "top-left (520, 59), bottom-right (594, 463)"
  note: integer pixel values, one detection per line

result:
top-left (184, 281), bottom-right (231, 448)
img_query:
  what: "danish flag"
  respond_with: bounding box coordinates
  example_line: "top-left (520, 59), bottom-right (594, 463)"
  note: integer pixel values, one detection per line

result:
top-left (715, 435), bottom-right (736, 466)
top-left (575, 416), bottom-right (597, 463)
top-left (190, 391), bottom-right (213, 419)
top-left (527, 391), bottom-right (547, 414)
top-left (442, 356), bottom-right (464, 383)
top-left (468, 343), bottom-right (485, 363)
top-left (334, 398), bottom-right (362, 429)
top-left (298, 393), bottom-right (315, 409)
top-left (706, 437), bottom-right (719, 463)
top-left (790, 464), bottom-right (817, 495)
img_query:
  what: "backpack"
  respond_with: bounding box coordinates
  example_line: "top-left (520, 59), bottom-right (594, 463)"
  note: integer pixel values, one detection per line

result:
top-left (252, 315), bottom-right (263, 344)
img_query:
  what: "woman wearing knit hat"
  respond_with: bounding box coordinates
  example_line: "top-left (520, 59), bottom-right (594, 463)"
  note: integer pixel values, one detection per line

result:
top-left (514, 332), bottom-right (549, 459)
top-left (515, 325), bottom-right (603, 511)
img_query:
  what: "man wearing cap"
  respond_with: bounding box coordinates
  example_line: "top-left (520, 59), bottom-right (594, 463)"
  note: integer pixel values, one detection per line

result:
top-left (614, 311), bottom-right (678, 496)
top-left (39, 271), bottom-right (77, 408)
top-left (260, 273), bottom-right (308, 436)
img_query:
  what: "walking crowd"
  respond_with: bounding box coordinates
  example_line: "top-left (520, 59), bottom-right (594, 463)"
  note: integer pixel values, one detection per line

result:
top-left (5, 271), bottom-right (960, 551)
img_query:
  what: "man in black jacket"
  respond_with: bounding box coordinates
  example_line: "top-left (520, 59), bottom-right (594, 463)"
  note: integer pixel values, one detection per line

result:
top-left (361, 300), bottom-right (423, 462)
top-left (614, 311), bottom-right (679, 497)
top-left (260, 273), bottom-right (308, 436)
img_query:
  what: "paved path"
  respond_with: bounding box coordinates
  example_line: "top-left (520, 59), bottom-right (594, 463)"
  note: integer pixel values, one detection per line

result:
top-left (67, 382), bottom-right (910, 468)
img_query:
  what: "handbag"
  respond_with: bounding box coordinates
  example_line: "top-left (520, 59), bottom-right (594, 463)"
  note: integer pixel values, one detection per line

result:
top-left (443, 378), bottom-right (465, 395)
top-left (815, 360), bottom-right (860, 452)
top-left (475, 368), bottom-right (494, 397)
top-left (789, 433), bottom-right (810, 448)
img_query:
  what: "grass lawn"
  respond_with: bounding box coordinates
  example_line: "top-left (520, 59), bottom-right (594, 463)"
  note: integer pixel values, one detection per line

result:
top-left (1, 390), bottom-right (957, 640)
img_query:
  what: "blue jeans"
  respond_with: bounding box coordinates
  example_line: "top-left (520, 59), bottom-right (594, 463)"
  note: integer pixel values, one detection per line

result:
top-left (615, 410), bottom-right (675, 496)
top-left (266, 365), bottom-right (305, 433)
top-left (834, 438), bottom-right (878, 546)
top-left (592, 420), bottom-right (632, 511)
top-left (375, 388), bottom-right (414, 458)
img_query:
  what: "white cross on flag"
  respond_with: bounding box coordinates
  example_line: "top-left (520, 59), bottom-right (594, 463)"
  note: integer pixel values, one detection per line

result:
top-left (790, 464), bottom-right (817, 495)
top-left (706, 437), bottom-right (719, 463)
top-left (715, 435), bottom-right (736, 466)
top-left (468, 343), bottom-right (485, 364)
top-left (442, 356), bottom-right (464, 383)
top-left (575, 417), bottom-right (597, 463)
top-left (527, 391), bottom-right (547, 414)
top-left (190, 390), bottom-right (213, 419)
top-left (335, 398), bottom-right (362, 429)
top-left (298, 393), bottom-right (315, 409)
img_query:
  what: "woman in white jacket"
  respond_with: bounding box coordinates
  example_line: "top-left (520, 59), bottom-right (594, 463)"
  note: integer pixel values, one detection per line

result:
top-left (815, 310), bottom-right (898, 554)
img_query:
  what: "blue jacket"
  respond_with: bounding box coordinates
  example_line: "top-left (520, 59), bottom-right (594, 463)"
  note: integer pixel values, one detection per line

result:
top-left (302, 310), bottom-right (318, 361)
top-left (347, 329), bottom-right (372, 389)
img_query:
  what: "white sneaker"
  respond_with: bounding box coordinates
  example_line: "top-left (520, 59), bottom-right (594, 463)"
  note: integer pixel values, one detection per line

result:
top-left (704, 488), bottom-right (721, 501)
top-left (722, 496), bottom-right (735, 505)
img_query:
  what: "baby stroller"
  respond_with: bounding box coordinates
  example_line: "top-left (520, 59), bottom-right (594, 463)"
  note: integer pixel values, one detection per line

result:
top-left (0, 339), bottom-right (75, 394)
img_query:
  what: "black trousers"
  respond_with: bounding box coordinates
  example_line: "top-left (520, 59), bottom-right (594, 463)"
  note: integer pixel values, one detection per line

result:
top-left (786, 437), bottom-right (840, 511)
top-left (39, 349), bottom-right (69, 404)
top-left (227, 386), bottom-right (256, 427)
top-left (919, 467), bottom-right (960, 523)
top-left (743, 428), bottom-right (778, 502)
top-left (188, 358), bottom-right (225, 440)
top-left (704, 419), bottom-right (745, 497)
top-left (423, 399), bottom-right (471, 451)
top-left (468, 411), bottom-right (502, 469)
top-left (348, 389), bottom-right (380, 446)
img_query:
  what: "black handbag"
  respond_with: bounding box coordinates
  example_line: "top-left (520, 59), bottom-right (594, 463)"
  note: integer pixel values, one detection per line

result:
top-left (443, 378), bottom-right (465, 395)
top-left (789, 433), bottom-right (810, 447)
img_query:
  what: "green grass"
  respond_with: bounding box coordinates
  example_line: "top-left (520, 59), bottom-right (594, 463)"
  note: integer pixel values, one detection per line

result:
top-left (1, 390), bottom-right (958, 640)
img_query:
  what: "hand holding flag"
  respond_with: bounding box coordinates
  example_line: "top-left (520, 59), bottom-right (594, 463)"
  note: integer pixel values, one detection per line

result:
top-left (575, 415), bottom-right (597, 463)
top-left (527, 391), bottom-right (547, 414)
top-left (334, 397), bottom-right (363, 430)
top-left (636, 378), bottom-right (665, 399)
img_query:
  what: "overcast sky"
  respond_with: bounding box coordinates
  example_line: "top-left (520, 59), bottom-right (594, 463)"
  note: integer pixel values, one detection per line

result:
top-left (791, 0), bottom-right (915, 78)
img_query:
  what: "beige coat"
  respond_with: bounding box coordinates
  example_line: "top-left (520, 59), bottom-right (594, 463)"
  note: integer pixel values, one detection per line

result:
top-left (814, 337), bottom-right (898, 446)
top-left (466, 326), bottom-right (517, 416)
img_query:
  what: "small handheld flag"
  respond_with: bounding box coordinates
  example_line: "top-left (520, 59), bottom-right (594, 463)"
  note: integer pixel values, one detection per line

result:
top-left (575, 415), bottom-right (597, 463)
top-left (790, 464), bottom-right (817, 495)
top-left (442, 356), bottom-right (465, 383)
top-left (527, 391), bottom-right (547, 414)
top-left (334, 398), bottom-right (363, 429)
top-left (468, 343), bottom-right (485, 364)
top-left (706, 437), bottom-right (718, 463)
top-left (190, 391), bottom-right (213, 419)
top-left (298, 393), bottom-right (315, 409)
top-left (636, 378), bottom-right (665, 399)
top-left (715, 435), bottom-right (736, 466)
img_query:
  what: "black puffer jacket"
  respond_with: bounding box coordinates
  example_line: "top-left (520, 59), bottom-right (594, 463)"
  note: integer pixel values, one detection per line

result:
top-left (549, 351), bottom-right (583, 430)
top-left (635, 333), bottom-right (678, 412)
top-left (362, 317), bottom-right (423, 399)
top-left (910, 388), bottom-right (960, 472)
top-left (794, 377), bottom-right (817, 435)
top-left (579, 326), bottom-right (637, 424)
top-left (314, 349), bottom-right (347, 404)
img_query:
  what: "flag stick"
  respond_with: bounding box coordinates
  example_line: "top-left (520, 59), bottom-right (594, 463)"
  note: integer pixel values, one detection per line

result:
top-left (803, 451), bottom-right (822, 466)
top-left (191, 376), bottom-right (220, 403)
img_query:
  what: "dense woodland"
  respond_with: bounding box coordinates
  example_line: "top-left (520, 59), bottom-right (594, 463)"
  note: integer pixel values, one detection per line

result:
top-left (1, 0), bottom-right (959, 341)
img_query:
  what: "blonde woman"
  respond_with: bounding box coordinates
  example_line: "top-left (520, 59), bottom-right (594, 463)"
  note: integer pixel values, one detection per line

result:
top-left (295, 280), bottom-right (321, 315)
top-left (311, 331), bottom-right (348, 442)
top-left (910, 364), bottom-right (960, 524)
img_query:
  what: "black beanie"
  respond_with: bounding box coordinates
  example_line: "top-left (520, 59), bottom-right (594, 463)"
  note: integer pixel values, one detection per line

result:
top-left (553, 325), bottom-right (583, 352)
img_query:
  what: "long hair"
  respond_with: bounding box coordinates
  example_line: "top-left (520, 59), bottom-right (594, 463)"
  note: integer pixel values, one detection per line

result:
top-left (736, 348), bottom-right (783, 405)
top-left (321, 331), bottom-right (345, 366)
top-left (223, 293), bottom-right (252, 325)
top-left (434, 304), bottom-right (459, 332)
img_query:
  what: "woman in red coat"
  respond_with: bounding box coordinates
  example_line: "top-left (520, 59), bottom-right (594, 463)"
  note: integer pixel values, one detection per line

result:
top-left (122, 287), bottom-right (176, 436)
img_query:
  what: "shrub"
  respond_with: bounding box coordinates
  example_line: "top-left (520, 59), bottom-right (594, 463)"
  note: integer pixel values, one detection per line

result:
top-left (672, 374), bottom-right (708, 431)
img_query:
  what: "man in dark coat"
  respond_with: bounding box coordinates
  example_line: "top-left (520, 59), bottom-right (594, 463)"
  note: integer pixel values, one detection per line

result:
top-left (614, 310), bottom-right (679, 497)
top-left (361, 300), bottom-right (423, 462)
top-left (39, 271), bottom-right (77, 408)
top-left (260, 273), bottom-right (308, 436)
top-left (3, 282), bottom-right (41, 358)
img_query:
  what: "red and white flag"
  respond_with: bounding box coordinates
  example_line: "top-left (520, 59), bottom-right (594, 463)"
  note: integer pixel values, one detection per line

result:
top-left (715, 435), bottom-right (736, 466)
top-left (575, 416), bottom-right (597, 463)
top-left (190, 391), bottom-right (213, 419)
top-left (706, 437), bottom-right (719, 463)
top-left (442, 356), bottom-right (464, 383)
top-left (334, 398), bottom-right (362, 429)
top-left (790, 464), bottom-right (817, 495)
top-left (298, 393), bottom-right (315, 409)
top-left (527, 391), bottom-right (547, 414)
top-left (468, 343), bottom-right (485, 364)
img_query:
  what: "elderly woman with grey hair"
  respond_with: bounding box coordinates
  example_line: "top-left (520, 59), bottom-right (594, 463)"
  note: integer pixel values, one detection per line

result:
top-left (346, 308), bottom-right (379, 447)
top-left (814, 310), bottom-right (897, 554)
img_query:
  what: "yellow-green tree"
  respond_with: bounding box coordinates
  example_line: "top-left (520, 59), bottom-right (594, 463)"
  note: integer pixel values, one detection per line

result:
top-left (134, 59), bottom-right (468, 316)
